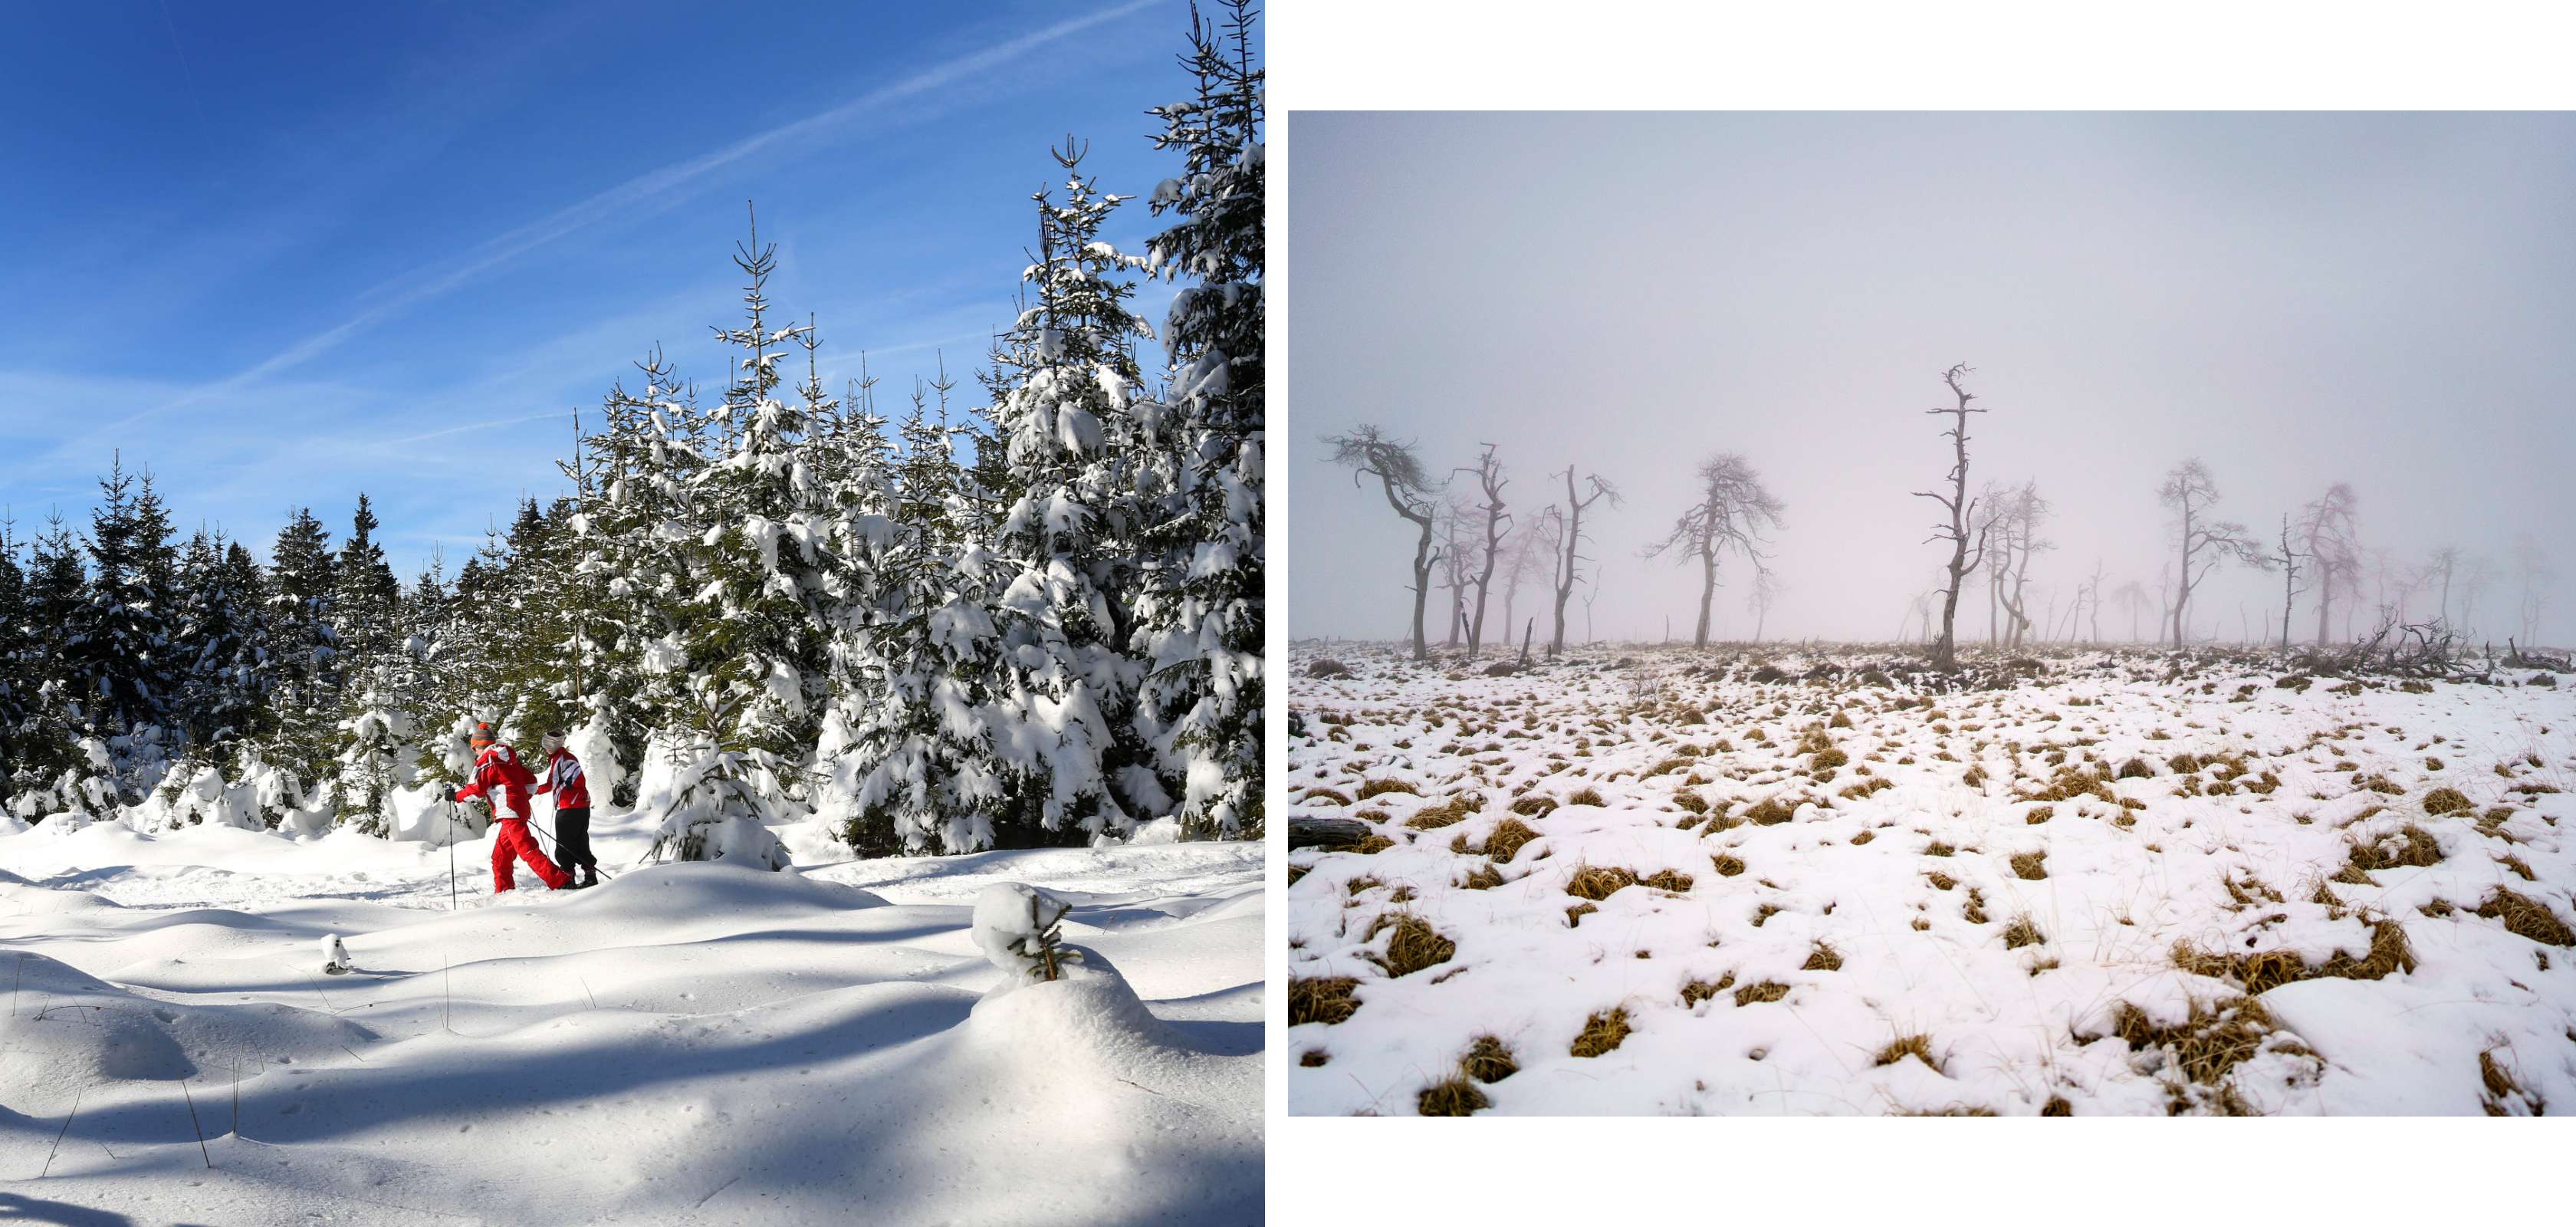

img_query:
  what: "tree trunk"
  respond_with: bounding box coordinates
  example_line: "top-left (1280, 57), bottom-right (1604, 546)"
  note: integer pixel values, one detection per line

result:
top-left (1694, 546), bottom-right (1717, 647)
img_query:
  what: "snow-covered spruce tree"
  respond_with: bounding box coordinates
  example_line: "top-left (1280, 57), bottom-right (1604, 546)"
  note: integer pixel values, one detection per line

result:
top-left (172, 531), bottom-right (271, 748)
top-left (11, 518), bottom-right (93, 812)
top-left (642, 679), bottom-right (790, 870)
top-left (0, 515), bottom-right (28, 806)
top-left (261, 508), bottom-right (341, 799)
top-left (833, 387), bottom-right (1019, 855)
top-left (73, 458), bottom-right (181, 799)
top-left (334, 683), bottom-right (416, 837)
top-left (1131, 0), bottom-right (1264, 840)
top-left (568, 356), bottom-right (703, 802)
top-left (978, 138), bottom-right (1159, 844)
top-left (674, 211), bottom-right (834, 803)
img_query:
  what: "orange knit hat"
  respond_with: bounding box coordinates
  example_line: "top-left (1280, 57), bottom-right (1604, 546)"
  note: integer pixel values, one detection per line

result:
top-left (470, 722), bottom-right (497, 749)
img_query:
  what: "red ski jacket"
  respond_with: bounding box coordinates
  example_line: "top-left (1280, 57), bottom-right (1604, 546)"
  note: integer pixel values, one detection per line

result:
top-left (455, 745), bottom-right (538, 821)
top-left (535, 748), bottom-right (591, 811)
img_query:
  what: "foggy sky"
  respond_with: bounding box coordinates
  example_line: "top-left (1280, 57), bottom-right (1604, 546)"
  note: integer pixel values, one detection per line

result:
top-left (1288, 112), bottom-right (2576, 650)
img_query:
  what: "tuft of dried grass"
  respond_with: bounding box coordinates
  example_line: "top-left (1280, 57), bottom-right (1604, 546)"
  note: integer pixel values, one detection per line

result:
top-left (1711, 853), bottom-right (1746, 877)
top-left (1680, 972), bottom-right (1737, 1007)
top-left (2104, 996), bottom-right (2282, 1087)
top-left (1357, 778), bottom-right (1421, 800)
top-left (1289, 977), bottom-right (1361, 1026)
top-left (2474, 888), bottom-right (2576, 946)
top-left (2025, 804), bottom-right (2055, 825)
top-left (2344, 824), bottom-right (2443, 875)
top-left (1509, 794), bottom-right (1559, 817)
top-left (1802, 942), bottom-right (1844, 971)
top-left (2009, 850), bottom-right (2049, 881)
top-left (1743, 797), bottom-right (1797, 826)
top-left (1458, 862), bottom-right (1506, 890)
top-left (1569, 1008), bottom-right (1632, 1058)
top-left (2422, 786), bottom-right (2472, 816)
top-left (2003, 916), bottom-right (2046, 949)
top-left (1406, 795), bottom-right (1481, 829)
top-left (1563, 865), bottom-right (1639, 900)
top-left (1566, 786), bottom-right (1608, 808)
top-left (1483, 817), bottom-right (1543, 864)
top-left (1418, 1075), bottom-right (1490, 1116)
top-left (1463, 1035), bottom-right (1520, 1083)
top-left (1733, 980), bottom-right (1789, 1007)
top-left (1874, 1033), bottom-right (1941, 1072)
top-left (1365, 913), bottom-right (1457, 978)
top-left (1639, 869), bottom-right (1696, 893)
top-left (1303, 788), bottom-right (1353, 806)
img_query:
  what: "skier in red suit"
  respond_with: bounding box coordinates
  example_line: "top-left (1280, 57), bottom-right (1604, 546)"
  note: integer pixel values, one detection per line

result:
top-left (452, 722), bottom-right (570, 892)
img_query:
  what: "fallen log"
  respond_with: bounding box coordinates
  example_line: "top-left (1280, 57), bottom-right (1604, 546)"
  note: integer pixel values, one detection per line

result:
top-left (1288, 817), bottom-right (1375, 850)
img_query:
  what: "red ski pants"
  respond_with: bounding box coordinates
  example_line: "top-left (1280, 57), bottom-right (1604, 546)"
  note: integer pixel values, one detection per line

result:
top-left (492, 819), bottom-right (570, 891)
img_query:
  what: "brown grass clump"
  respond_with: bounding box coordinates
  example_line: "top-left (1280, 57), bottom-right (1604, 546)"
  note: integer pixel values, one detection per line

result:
top-left (1357, 778), bottom-right (1421, 800)
top-left (1566, 786), bottom-right (1608, 808)
top-left (1810, 747), bottom-right (1850, 772)
top-left (1463, 1035), bottom-right (1519, 1083)
top-left (1680, 972), bottom-right (1737, 1008)
top-left (1743, 797), bottom-right (1797, 826)
top-left (1569, 1008), bottom-right (1632, 1058)
top-left (1851, 829), bottom-right (1875, 846)
top-left (1564, 864), bottom-right (1640, 900)
top-left (1802, 942), bottom-right (1844, 972)
top-left (1299, 1049), bottom-right (1328, 1067)
top-left (2003, 916), bottom-right (2046, 949)
top-left (1366, 913), bottom-right (1457, 978)
top-left (2009, 850), bottom-right (2049, 881)
top-left (1925, 840), bottom-right (1956, 858)
top-left (1874, 1034), bottom-right (1941, 1072)
top-left (2354, 773), bottom-right (2404, 796)
top-left (1927, 870), bottom-right (1957, 891)
top-left (1483, 817), bottom-right (1543, 864)
top-left (1733, 980), bottom-right (1789, 1007)
top-left (1418, 1075), bottom-right (1490, 1115)
top-left (2344, 824), bottom-right (2443, 875)
top-left (1350, 834), bottom-right (1396, 854)
top-left (2041, 1096), bottom-right (2073, 1116)
top-left (1566, 903), bottom-right (1598, 926)
top-left (2104, 997), bottom-right (2282, 1087)
top-left (1673, 790), bottom-right (1709, 814)
top-left (1406, 795), bottom-right (1480, 829)
top-left (1458, 862), bottom-right (1506, 890)
top-left (2474, 888), bottom-right (2576, 946)
top-left (1963, 888), bottom-right (1990, 925)
top-left (1639, 869), bottom-right (1696, 893)
top-left (2117, 758), bottom-right (2154, 780)
top-left (1711, 853), bottom-right (1746, 877)
top-left (1303, 787), bottom-right (1353, 806)
top-left (2421, 787), bottom-right (2472, 816)
top-left (2025, 804), bottom-right (2054, 825)
top-left (1507, 793), bottom-right (1559, 818)
top-left (1838, 776), bottom-right (1893, 801)
top-left (1289, 977), bottom-right (1361, 1026)
top-left (2171, 919), bottom-right (2417, 992)
top-left (1961, 765), bottom-right (1987, 788)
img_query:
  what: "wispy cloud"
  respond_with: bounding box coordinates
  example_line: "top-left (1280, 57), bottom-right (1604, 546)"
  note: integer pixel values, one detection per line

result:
top-left (107, 0), bottom-right (1159, 433)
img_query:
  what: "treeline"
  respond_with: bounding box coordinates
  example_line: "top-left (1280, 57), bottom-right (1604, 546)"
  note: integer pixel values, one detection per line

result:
top-left (0, 1), bottom-right (1264, 855)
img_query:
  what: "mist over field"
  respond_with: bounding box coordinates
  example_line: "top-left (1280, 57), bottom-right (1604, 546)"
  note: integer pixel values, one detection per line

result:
top-left (1287, 111), bottom-right (2576, 651)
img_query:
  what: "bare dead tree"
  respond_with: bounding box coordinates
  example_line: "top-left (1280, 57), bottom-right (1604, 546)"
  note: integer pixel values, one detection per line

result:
top-left (2298, 482), bottom-right (2361, 646)
top-left (2456, 550), bottom-right (2497, 638)
top-left (2159, 458), bottom-right (2262, 647)
top-left (1915, 363), bottom-right (1991, 670)
top-left (1974, 480), bottom-right (2006, 646)
top-left (1452, 443), bottom-right (1512, 659)
top-left (2110, 579), bottom-right (2148, 642)
top-left (1746, 565), bottom-right (1783, 643)
top-left (1502, 505), bottom-right (1556, 655)
top-left (1325, 426), bottom-right (1443, 661)
top-left (1549, 467), bottom-right (1620, 658)
top-left (1434, 488), bottom-right (1477, 648)
top-left (1995, 481), bottom-right (2052, 650)
top-left (2269, 512), bottom-right (2309, 653)
top-left (2085, 560), bottom-right (2105, 643)
top-left (2426, 544), bottom-right (2463, 628)
top-left (1645, 453), bottom-right (1786, 649)
top-left (2516, 536), bottom-right (2554, 646)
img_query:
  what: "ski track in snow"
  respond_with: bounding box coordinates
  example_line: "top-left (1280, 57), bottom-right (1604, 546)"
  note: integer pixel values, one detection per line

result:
top-left (1286, 642), bottom-right (2576, 1117)
top-left (0, 808), bottom-right (1263, 1225)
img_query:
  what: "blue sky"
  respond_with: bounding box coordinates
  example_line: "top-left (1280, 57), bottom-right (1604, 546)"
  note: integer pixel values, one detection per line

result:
top-left (0, 0), bottom-right (1204, 581)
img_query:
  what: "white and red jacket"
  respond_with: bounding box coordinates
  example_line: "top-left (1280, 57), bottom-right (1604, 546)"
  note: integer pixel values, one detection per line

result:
top-left (535, 748), bottom-right (591, 811)
top-left (455, 745), bottom-right (538, 821)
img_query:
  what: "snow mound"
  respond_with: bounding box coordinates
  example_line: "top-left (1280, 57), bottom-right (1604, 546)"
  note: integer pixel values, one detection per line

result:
top-left (0, 952), bottom-right (376, 1100)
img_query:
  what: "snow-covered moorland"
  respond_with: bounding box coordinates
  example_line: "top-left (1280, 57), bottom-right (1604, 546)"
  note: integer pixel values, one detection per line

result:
top-left (0, 805), bottom-right (1263, 1224)
top-left (1286, 640), bottom-right (2576, 1116)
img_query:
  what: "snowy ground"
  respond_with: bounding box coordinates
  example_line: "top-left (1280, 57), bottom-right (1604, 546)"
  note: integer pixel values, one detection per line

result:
top-left (0, 804), bottom-right (1263, 1224)
top-left (1286, 641), bottom-right (2576, 1116)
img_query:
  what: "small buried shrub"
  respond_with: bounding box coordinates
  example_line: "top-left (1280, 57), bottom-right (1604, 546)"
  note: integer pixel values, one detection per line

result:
top-left (2422, 787), bottom-right (2472, 816)
top-left (1483, 817), bottom-right (1543, 864)
top-left (1289, 977), bottom-right (1361, 1026)
top-left (2474, 888), bottom-right (2576, 946)
top-left (1357, 778), bottom-right (1421, 800)
top-left (2009, 850), bottom-right (2049, 881)
top-left (1802, 942), bottom-right (1844, 971)
top-left (1564, 865), bottom-right (1641, 900)
top-left (1874, 1034), bottom-right (1941, 1072)
top-left (1463, 1035), bottom-right (1520, 1083)
top-left (1366, 913), bottom-right (1457, 978)
top-left (2003, 916), bottom-right (2046, 949)
top-left (1570, 1008), bottom-right (1632, 1057)
top-left (1733, 980), bottom-right (1790, 1007)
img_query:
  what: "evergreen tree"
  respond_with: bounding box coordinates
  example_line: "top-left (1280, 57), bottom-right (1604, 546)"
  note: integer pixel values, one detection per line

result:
top-left (263, 508), bottom-right (340, 789)
top-left (75, 456), bottom-right (176, 745)
top-left (1132, 0), bottom-right (1266, 838)
top-left (333, 493), bottom-right (402, 668)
